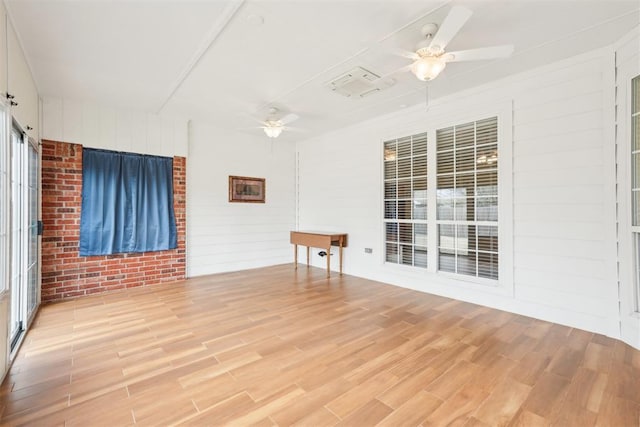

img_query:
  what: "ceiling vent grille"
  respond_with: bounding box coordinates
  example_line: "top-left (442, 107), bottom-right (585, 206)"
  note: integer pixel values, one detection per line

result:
top-left (325, 66), bottom-right (394, 98)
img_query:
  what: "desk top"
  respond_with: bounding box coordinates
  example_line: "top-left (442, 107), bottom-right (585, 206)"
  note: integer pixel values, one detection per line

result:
top-left (290, 230), bottom-right (348, 247)
top-left (291, 230), bottom-right (347, 237)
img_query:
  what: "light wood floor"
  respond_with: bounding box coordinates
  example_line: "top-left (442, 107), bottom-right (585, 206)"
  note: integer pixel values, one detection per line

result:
top-left (1, 264), bottom-right (640, 426)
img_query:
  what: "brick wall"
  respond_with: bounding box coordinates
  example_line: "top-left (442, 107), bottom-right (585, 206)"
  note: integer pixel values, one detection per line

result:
top-left (41, 140), bottom-right (186, 302)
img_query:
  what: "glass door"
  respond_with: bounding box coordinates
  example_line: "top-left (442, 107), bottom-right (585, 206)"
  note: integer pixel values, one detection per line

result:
top-left (26, 140), bottom-right (38, 319)
top-left (9, 127), bottom-right (38, 351)
top-left (9, 126), bottom-right (24, 348)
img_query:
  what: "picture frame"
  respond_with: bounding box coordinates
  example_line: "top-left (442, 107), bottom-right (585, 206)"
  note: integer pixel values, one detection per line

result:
top-left (228, 176), bottom-right (266, 203)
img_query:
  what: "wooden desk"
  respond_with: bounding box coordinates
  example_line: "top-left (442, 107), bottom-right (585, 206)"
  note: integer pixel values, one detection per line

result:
top-left (290, 231), bottom-right (348, 277)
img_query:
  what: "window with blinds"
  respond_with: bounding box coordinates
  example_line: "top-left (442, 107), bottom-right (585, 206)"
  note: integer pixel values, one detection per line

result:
top-left (383, 132), bottom-right (428, 268)
top-left (631, 75), bottom-right (640, 310)
top-left (436, 117), bottom-right (498, 279)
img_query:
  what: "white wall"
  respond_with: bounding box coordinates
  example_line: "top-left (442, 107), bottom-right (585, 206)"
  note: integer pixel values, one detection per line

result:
top-left (40, 99), bottom-right (297, 285)
top-left (297, 47), bottom-right (621, 338)
top-left (186, 122), bottom-right (296, 277)
top-left (615, 27), bottom-right (640, 350)
top-left (41, 97), bottom-right (188, 157)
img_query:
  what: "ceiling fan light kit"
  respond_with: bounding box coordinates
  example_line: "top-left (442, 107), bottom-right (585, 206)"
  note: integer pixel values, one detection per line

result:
top-left (263, 120), bottom-right (284, 138)
top-left (411, 54), bottom-right (447, 81)
top-left (258, 108), bottom-right (299, 138)
top-left (406, 6), bottom-right (513, 82)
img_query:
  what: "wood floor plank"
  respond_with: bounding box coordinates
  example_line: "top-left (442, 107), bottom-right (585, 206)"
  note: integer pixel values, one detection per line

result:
top-left (290, 407), bottom-right (339, 427)
top-left (0, 264), bottom-right (639, 426)
top-left (506, 409), bottom-right (549, 427)
top-left (185, 372), bottom-right (245, 412)
top-left (269, 378), bottom-right (353, 426)
top-left (561, 367), bottom-right (607, 414)
top-left (64, 388), bottom-right (133, 427)
top-left (424, 360), bottom-right (480, 400)
top-left (595, 393), bottom-right (640, 427)
top-left (181, 391), bottom-right (255, 426)
top-left (520, 371), bottom-right (571, 419)
top-left (223, 384), bottom-right (305, 426)
top-left (472, 377), bottom-right (531, 426)
top-left (583, 342), bottom-right (614, 373)
top-left (377, 367), bottom-right (440, 409)
top-left (423, 386), bottom-right (490, 427)
top-left (325, 370), bottom-right (398, 419)
top-left (334, 398), bottom-right (393, 427)
top-left (376, 390), bottom-right (443, 427)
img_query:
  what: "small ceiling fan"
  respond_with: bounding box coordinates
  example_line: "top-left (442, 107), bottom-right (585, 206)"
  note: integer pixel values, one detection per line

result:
top-left (401, 6), bottom-right (514, 81)
top-left (258, 107), bottom-right (299, 138)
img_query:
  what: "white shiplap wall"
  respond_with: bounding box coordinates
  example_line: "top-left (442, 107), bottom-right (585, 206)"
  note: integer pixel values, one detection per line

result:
top-left (297, 47), bottom-right (621, 338)
top-left (614, 27), bottom-right (640, 350)
top-left (186, 122), bottom-right (296, 277)
top-left (41, 97), bottom-right (188, 157)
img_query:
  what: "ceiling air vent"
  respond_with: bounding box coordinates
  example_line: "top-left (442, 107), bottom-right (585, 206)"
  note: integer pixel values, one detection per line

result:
top-left (325, 66), bottom-right (395, 99)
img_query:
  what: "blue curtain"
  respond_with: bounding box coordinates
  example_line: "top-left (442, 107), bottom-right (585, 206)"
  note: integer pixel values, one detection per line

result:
top-left (80, 148), bottom-right (177, 256)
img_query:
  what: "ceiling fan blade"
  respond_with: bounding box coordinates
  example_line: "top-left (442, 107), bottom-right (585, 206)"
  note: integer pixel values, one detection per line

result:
top-left (446, 45), bottom-right (514, 62)
top-left (386, 47), bottom-right (419, 60)
top-left (241, 112), bottom-right (269, 126)
top-left (429, 6), bottom-right (472, 51)
top-left (279, 113), bottom-right (299, 125)
top-left (377, 63), bottom-right (413, 81)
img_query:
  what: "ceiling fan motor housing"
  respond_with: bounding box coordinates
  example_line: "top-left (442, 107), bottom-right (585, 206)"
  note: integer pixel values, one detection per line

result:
top-left (421, 23), bottom-right (438, 37)
top-left (416, 24), bottom-right (443, 57)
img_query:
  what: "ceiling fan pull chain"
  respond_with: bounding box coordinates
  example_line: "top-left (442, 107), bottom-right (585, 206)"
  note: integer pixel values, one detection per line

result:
top-left (425, 84), bottom-right (430, 111)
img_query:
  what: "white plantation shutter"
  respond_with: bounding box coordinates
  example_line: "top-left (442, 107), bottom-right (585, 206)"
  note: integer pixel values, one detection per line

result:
top-left (436, 117), bottom-right (499, 279)
top-left (383, 132), bottom-right (428, 268)
top-left (382, 115), bottom-right (502, 280)
top-left (632, 76), bottom-right (640, 226)
top-left (631, 75), bottom-right (640, 310)
top-left (0, 104), bottom-right (6, 292)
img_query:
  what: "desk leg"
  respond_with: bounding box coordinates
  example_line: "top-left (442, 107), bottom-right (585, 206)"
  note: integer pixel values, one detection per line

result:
top-left (326, 246), bottom-right (331, 278)
top-left (294, 244), bottom-right (298, 270)
top-left (339, 243), bottom-right (343, 275)
top-left (306, 246), bottom-right (310, 267)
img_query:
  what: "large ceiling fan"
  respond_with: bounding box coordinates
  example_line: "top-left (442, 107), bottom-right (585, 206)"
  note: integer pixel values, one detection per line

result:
top-left (402, 6), bottom-right (514, 81)
top-left (257, 107), bottom-right (299, 138)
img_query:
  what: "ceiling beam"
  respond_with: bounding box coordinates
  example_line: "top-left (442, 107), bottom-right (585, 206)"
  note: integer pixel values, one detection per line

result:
top-left (156, 0), bottom-right (245, 115)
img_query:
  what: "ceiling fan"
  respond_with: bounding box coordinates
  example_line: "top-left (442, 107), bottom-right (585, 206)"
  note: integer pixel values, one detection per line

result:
top-left (401, 6), bottom-right (514, 81)
top-left (258, 107), bottom-right (299, 138)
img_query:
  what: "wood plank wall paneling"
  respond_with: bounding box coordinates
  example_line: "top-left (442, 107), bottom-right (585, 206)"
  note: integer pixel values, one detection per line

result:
top-left (40, 140), bottom-right (186, 302)
top-left (1, 265), bottom-right (639, 425)
top-left (296, 48), bottom-right (620, 337)
top-left (41, 97), bottom-right (189, 158)
top-left (186, 123), bottom-right (296, 277)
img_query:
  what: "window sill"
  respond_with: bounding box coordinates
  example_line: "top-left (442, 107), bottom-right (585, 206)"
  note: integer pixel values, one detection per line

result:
top-left (436, 270), bottom-right (499, 288)
top-left (382, 260), bottom-right (512, 297)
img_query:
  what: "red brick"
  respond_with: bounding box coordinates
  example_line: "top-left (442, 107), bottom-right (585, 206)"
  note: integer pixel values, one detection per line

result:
top-left (41, 140), bottom-right (186, 303)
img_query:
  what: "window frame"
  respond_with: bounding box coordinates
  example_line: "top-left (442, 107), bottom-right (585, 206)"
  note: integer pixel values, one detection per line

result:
top-left (0, 101), bottom-right (8, 296)
top-left (614, 42), bottom-right (640, 348)
top-left (383, 132), bottom-right (428, 269)
top-left (435, 117), bottom-right (499, 281)
top-left (379, 101), bottom-right (513, 295)
top-left (631, 74), bottom-right (640, 312)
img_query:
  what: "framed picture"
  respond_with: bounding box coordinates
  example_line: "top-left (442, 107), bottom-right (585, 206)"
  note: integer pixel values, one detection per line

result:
top-left (229, 176), bottom-right (266, 203)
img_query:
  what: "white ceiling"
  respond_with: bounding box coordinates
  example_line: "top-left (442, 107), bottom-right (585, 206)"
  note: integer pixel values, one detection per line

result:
top-left (6, 0), bottom-right (640, 141)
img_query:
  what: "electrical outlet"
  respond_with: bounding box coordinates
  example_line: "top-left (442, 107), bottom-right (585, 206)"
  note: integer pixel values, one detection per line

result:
top-left (364, 248), bottom-right (373, 254)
